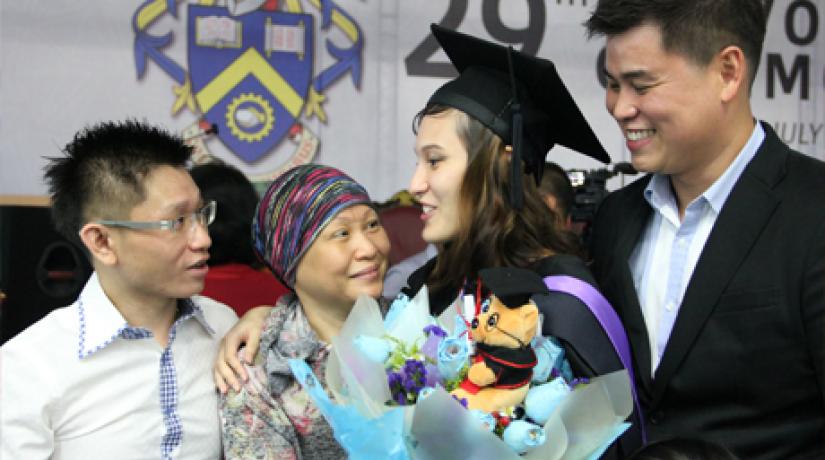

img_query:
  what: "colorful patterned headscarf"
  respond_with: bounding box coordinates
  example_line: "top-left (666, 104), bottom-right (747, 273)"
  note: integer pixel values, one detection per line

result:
top-left (252, 164), bottom-right (372, 288)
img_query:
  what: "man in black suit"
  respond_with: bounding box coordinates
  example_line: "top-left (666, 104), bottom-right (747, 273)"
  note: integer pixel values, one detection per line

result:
top-left (585, 1), bottom-right (825, 458)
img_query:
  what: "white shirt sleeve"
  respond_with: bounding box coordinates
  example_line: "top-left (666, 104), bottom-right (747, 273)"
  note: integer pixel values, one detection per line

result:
top-left (1, 333), bottom-right (56, 460)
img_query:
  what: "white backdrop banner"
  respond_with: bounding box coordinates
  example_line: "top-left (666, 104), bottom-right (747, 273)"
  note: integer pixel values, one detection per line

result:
top-left (1, 0), bottom-right (822, 200)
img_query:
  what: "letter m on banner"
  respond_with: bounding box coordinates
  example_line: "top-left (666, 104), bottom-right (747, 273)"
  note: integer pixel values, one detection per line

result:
top-left (188, 5), bottom-right (313, 163)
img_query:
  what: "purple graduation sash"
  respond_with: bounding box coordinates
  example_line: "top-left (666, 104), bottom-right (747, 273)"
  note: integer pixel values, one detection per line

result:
top-left (544, 275), bottom-right (646, 441)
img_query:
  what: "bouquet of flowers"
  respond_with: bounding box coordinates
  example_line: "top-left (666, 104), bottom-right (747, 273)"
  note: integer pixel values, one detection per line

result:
top-left (288, 287), bottom-right (632, 459)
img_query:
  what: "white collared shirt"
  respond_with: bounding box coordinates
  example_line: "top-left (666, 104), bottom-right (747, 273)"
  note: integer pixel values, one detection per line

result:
top-left (0, 273), bottom-right (238, 460)
top-left (629, 122), bottom-right (765, 375)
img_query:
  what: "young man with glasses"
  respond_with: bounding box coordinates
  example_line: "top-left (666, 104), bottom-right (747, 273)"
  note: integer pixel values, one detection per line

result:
top-left (0, 120), bottom-right (238, 459)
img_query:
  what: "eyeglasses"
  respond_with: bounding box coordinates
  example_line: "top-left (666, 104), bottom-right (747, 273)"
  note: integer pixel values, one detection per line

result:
top-left (97, 200), bottom-right (217, 234)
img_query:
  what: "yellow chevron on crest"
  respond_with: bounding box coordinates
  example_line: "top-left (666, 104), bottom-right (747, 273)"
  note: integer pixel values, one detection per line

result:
top-left (195, 48), bottom-right (304, 117)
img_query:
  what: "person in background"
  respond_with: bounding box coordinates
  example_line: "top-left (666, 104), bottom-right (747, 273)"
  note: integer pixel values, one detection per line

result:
top-left (381, 243), bottom-right (437, 299)
top-left (586, 0), bottom-right (825, 457)
top-left (190, 162), bottom-right (289, 316)
top-left (219, 164), bottom-right (390, 459)
top-left (538, 161), bottom-right (575, 230)
top-left (0, 120), bottom-right (238, 459)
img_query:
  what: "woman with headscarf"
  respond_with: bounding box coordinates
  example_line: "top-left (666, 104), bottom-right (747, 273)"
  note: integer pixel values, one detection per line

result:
top-left (219, 164), bottom-right (389, 460)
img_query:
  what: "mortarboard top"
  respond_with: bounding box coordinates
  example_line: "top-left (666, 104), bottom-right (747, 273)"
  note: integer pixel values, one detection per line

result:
top-left (479, 267), bottom-right (550, 308)
top-left (427, 24), bottom-right (609, 207)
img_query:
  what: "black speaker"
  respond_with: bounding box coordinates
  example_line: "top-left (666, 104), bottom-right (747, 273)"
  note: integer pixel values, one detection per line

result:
top-left (0, 206), bottom-right (92, 345)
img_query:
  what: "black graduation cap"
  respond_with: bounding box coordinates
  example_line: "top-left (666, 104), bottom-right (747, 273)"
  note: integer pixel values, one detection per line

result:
top-left (428, 24), bottom-right (610, 208)
top-left (479, 267), bottom-right (550, 308)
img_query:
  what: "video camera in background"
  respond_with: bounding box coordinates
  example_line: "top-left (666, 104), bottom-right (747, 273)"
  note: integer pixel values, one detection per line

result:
top-left (567, 162), bottom-right (638, 244)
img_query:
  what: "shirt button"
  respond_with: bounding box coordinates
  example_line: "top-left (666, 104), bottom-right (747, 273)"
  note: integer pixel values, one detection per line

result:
top-left (649, 410), bottom-right (664, 425)
top-left (666, 302), bottom-right (675, 312)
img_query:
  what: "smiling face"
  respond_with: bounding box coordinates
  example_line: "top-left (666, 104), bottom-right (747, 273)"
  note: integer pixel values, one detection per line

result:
top-left (294, 204), bottom-right (390, 312)
top-left (409, 110), bottom-right (469, 245)
top-left (107, 165), bottom-right (212, 306)
top-left (604, 23), bottom-right (726, 181)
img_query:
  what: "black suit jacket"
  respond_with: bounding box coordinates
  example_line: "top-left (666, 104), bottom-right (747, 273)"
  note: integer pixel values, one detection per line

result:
top-left (590, 122), bottom-right (825, 459)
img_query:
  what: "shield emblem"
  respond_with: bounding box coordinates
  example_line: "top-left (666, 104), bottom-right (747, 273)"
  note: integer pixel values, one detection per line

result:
top-left (188, 5), bottom-right (314, 163)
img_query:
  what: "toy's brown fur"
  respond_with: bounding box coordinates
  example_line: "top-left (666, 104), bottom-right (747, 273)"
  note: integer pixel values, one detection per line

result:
top-left (451, 295), bottom-right (539, 413)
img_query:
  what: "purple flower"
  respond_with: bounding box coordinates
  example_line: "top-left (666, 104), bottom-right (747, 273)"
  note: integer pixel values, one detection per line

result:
top-left (387, 371), bottom-right (403, 390)
top-left (423, 324), bottom-right (447, 338)
top-left (401, 359), bottom-right (427, 394)
top-left (387, 359), bottom-right (430, 405)
top-left (424, 363), bottom-right (441, 387)
top-left (403, 359), bottom-right (425, 375)
top-left (394, 391), bottom-right (407, 405)
top-left (421, 333), bottom-right (442, 360)
top-left (570, 377), bottom-right (590, 388)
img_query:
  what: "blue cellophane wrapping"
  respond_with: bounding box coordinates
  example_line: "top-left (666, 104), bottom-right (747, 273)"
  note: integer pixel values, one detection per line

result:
top-left (289, 287), bottom-right (632, 459)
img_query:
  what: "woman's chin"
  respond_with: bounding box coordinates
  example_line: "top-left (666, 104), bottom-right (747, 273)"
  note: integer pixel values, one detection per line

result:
top-left (342, 285), bottom-right (382, 306)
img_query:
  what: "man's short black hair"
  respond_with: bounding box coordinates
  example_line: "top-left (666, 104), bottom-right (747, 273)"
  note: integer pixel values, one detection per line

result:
top-left (538, 162), bottom-right (574, 221)
top-left (189, 162), bottom-right (260, 267)
top-left (43, 120), bottom-right (191, 248)
top-left (585, 0), bottom-right (767, 87)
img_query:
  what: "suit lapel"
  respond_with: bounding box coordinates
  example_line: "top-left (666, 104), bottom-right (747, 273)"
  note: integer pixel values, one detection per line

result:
top-left (610, 178), bottom-right (655, 394)
top-left (650, 123), bottom-right (787, 405)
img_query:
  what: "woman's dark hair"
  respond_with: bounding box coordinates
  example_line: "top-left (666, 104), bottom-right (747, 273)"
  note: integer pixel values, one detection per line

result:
top-left (628, 437), bottom-right (739, 460)
top-left (190, 162), bottom-right (260, 267)
top-left (414, 104), bottom-right (582, 293)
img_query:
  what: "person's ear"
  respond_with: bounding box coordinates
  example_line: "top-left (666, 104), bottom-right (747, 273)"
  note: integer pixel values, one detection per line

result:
top-left (717, 45), bottom-right (747, 103)
top-left (78, 223), bottom-right (118, 266)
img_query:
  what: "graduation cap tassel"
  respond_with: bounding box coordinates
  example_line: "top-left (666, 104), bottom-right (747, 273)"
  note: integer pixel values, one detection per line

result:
top-left (506, 46), bottom-right (524, 210)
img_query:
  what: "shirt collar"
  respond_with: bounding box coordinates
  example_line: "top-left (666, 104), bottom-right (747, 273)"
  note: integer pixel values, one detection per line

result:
top-left (77, 273), bottom-right (215, 359)
top-left (644, 122), bottom-right (765, 214)
top-left (702, 122), bottom-right (765, 213)
top-left (182, 298), bottom-right (216, 337)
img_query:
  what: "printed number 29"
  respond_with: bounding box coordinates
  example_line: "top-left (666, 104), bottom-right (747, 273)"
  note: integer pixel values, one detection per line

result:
top-left (405, 0), bottom-right (546, 78)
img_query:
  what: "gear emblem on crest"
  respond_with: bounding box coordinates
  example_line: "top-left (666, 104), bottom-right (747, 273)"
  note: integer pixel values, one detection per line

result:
top-left (225, 93), bottom-right (275, 143)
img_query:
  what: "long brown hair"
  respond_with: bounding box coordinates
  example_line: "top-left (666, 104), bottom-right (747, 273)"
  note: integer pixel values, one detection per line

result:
top-left (414, 104), bottom-right (582, 293)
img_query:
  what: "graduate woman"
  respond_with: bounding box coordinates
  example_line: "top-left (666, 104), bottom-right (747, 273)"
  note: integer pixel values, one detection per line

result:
top-left (398, 25), bottom-right (642, 457)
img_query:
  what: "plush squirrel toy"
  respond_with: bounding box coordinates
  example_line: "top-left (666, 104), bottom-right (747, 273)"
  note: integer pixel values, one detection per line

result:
top-left (451, 267), bottom-right (550, 413)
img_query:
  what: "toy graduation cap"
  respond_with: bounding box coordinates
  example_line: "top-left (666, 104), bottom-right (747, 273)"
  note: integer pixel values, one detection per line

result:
top-left (428, 24), bottom-right (610, 209)
top-left (479, 267), bottom-right (550, 308)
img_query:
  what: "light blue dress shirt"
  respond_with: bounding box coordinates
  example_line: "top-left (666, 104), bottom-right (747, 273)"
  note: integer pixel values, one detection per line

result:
top-left (629, 122), bottom-right (765, 374)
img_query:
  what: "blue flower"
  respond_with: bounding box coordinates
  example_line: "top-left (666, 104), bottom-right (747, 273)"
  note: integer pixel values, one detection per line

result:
top-left (531, 335), bottom-right (568, 383)
top-left (524, 376), bottom-right (571, 425)
top-left (384, 293), bottom-right (410, 329)
top-left (353, 334), bottom-right (395, 363)
top-left (470, 409), bottom-right (495, 431)
top-left (437, 336), bottom-right (469, 381)
top-left (502, 420), bottom-right (546, 454)
top-left (418, 386), bottom-right (435, 400)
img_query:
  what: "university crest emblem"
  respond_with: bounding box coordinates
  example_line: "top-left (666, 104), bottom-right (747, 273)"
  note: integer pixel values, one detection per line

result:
top-left (132, 0), bottom-right (364, 181)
